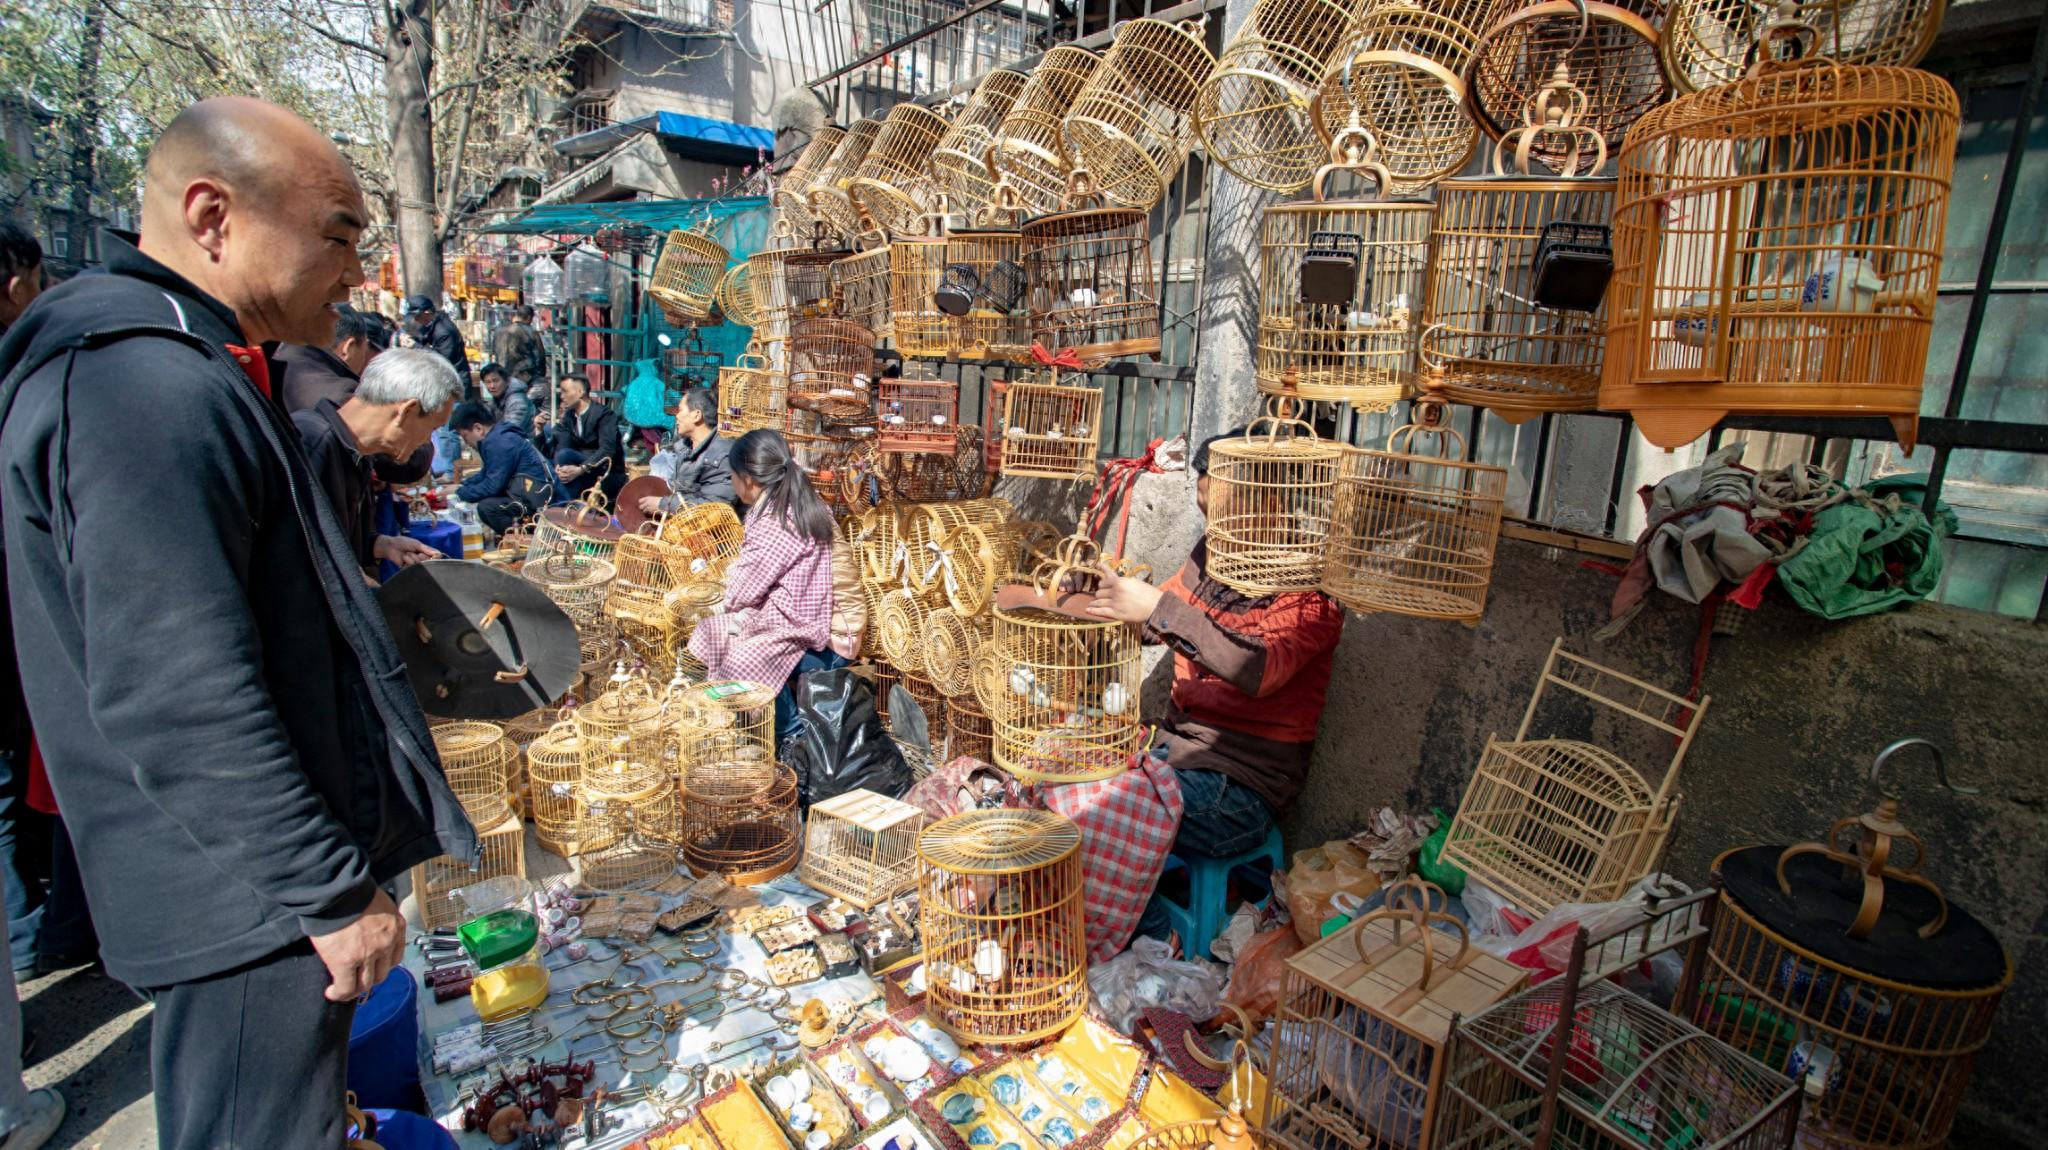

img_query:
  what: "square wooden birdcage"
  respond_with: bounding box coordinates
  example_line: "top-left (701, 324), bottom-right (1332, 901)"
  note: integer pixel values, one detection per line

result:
top-left (832, 242), bottom-right (895, 336)
top-left (435, 720), bottom-right (519, 830)
top-left (933, 69), bottom-right (1031, 218)
top-left (877, 377), bottom-right (960, 454)
top-left (1323, 403), bottom-right (1508, 622)
top-left (890, 227), bottom-right (954, 359)
top-left (1256, 159), bottom-right (1431, 411)
top-left (945, 691), bottom-right (995, 764)
top-left (674, 680), bottom-right (776, 778)
top-left (1065, 18), bottom-right (1218, 211)
top-left (809, 117), bottom-right (887, 241)
top-left (924, 606), bottom-right (994, 697)
top-left (1196, 0), bottom-right (1369, 191)
top-left (1440, 639), bottom-right (1708, 916)
top-left (1314, 0), bottom-right (1497, 193)
top-left (656, 500), bottom-right (746, 581)
top-left (800, 789), bottom-right (929, 909)
top-left (1022, 204), bottom-right (1161, 364)
top-left (789, 318), bottom-right (876, 415)
top-left (1204, 415), bottom-right (1345, 595)
top-left (649, 229), bottom-right (729, 324)
top-left (774, 124), bottom-right (849, 231)
top-left (1264, 879), bottom-right (1531, 1150)
top-left (1466, 0), bottom-right (1669, 177)
top-left (1661, 0), bottom-right (1940, 94)
top-left (944, 226), bottom-right (1033, 362)
top-left (1601, 54), bottom-right (1958, 450)
top-left (991, 46), bottom-right (1103, 216)
top-left (525, 720), bottom-right (584, 856)
top-left (574, 756), bottom-right (680, 890)
top-left (716, 263), bottom-right (762, 328)
top-left (997, 378), bottom-right (1103, 481)
top-left (717, 353), bottom-right (786, 434)
top-left (411, 812), bottom-right (526, 931)
top-left (917, 809), bottom-right (1089, 1044)
top-left (849, 103), bottom-right (953, 238)
top-left (681, 761), bottom-right (801, 884)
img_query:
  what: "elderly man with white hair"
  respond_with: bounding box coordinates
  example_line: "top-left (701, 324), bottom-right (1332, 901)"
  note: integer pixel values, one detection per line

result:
top-left (293, 346), bottom-right (462, 577)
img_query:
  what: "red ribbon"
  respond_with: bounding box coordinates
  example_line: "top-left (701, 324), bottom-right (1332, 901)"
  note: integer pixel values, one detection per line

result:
top-left (1028, 343), bottom-right (1088, 371)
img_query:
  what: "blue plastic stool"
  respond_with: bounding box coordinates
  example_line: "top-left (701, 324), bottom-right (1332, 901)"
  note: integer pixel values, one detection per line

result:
top-left (1156, 827), bottom-right (1287, 960)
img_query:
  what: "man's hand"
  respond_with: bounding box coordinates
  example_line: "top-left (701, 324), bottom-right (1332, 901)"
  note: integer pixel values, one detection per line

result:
top-left (557, 464), bottom-right (584, 481)
top-left (1086, 560), bottom-right (1164, 624)
top-left (637, 495), bottom-right (666, 516)
top-left (309, 888), bottom-right (405, 1002)
top-left (372, 534), bottom-right (440, 567)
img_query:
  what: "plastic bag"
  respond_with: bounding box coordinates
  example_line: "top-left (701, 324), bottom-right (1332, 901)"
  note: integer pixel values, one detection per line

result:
top-left (621, 358), bottom-right (670, 429)
top-left (1470, 876), bottom-right (1691, 984)
top-left (1284, 840), bottom-right (1384, 945)
top-left (1414, 807), bottom-right (1465, 895)
top-left (1217, 925), bottom-right (1303, 1024)
top-left (1459, 874), bottom-right (1523, 941)
top-left (1087, 936), bottom-right (1227, 1034)
top-left (782, 667), bottom-right (911, 805)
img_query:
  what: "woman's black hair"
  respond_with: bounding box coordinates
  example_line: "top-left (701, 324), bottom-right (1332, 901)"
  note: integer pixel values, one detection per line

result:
top-left (730, 428), bottom-right (835, 544)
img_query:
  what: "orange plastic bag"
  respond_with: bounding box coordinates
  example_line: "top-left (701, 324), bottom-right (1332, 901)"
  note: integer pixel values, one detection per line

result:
top-left (1284, 840), bottom-right (1383, 945)
top-left (1215, 925), bottom-right (1303, 1023)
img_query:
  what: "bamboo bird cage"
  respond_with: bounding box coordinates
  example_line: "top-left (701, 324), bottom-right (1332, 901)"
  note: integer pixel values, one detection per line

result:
top-left (716, 263), bottom-right (762, 327)
top-left (946, 222), bottom-right (1033, 362)
top-left (876, 586), bottom-right (946, 677)
top-left (788, 318), bottom-right (876, 415)
top-left (898, 668), bottom-right (947, 734)
top-left (575, 756), bottom-right (679, 889)
top-left (412, 814), bottom-right (525, 931)
top-left (523, 502), bottom-right (617, 568)
top-left (749, 226), bottom-right (849, 339)
top-left (675, 680), bottom-right (776, 778)
top-left (1314, 0), bottom-right (1500, 194)
top-left (574, 668), bottom-right (673, 781)
top-left (991, 46), bottom-right (1102, 216)
top-left (1065, 18), bottom-right (1218, 211)
top-left (1204, 414), bottom-right (1344, 595)
top-left (1127, 1107), bottom-right (1266, 1150)
top-left (925, 606), bottom-right (994, 698)
top-left (903, 498), bottom-right (1016, 592)
top-left (435, 720), bottom-right (518, 830)
top-left (933, 69), bottom-right (1031, 218)
top-left (891, 220), bottom-right (954, 359)
top-left (1601, 39), bottom-right (1959, 449)
top-left (1661, 0), bottom-right (1942, 94)
top-left (648, 228), bottom-right (729, 324)
top-left (877, 375), bottom-right (960, 454)
top-left (832, 240), bottom-right (896, 337)
top-left (526, 720), bottom-right (584, 856)
top-left (850, 103), bottom-right (954, 237)
top-left (917, 809), bottom-right (1089, 1045)
top-left (996, 376), bottom-right (1103, 481)
top-left (800, 789), bottom-right (928, 910)
top-left (606, 533), bottom-right (684, 664)
top-left (681, 761), bottom-right (802, 885)
top-left (1196, 0), bottom-right (1368, 191)
top-left (1465, 0), bottom-right (1669, 176)
top-left (523, 554), bottom-right (616, 631)
top-left (809, 117), bottom-right (887, 242)
top-left (774, 124), bottom-right (849, 231)
top-left (657, 499), bottom-right (747, 582)
top-left (945, 691), bottom-right (995, 764)
top-left (717, 350), bottom-right (786, 434)
top-left (1441, 639), bottom-right (1707, 915)
top-left (1022, 192), bottom-right (1161, 364)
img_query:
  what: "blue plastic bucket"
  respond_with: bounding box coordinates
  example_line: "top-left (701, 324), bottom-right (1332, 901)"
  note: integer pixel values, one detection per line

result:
top-left (347, 966), bottom-right (422, 1111)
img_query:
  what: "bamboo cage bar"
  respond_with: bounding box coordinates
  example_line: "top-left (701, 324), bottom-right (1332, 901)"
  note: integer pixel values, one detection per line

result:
top-left (800, 789), bottom-right (928, 910)
top-left (648, 228), bottom-right (728, 324)
top-left (1196, 0), bottom-right (1368, 191)
top-left (1316, 0), bottom-right (1502, 193)
top-left (1022, 203), bottom-right (1161, 364)
top-left (849, 103), bottom-right (953, 237)
top-left (991, 46), bottom-right (1103, 216)
top-left (933, 70), bottom-right (1030, 218)
top-left (1065, 18), bottom-right (1218, 211)
top-left (774, 124), bottom-right (848, 230)
top-left (995, 378), bottom-right (1103, 481)
top-left (809, 117), bottom-right (886, 241)
top-left (1465, 0), bottom-right (1669, 175)
top-left (1661, 0), bottom-right (1942, 94)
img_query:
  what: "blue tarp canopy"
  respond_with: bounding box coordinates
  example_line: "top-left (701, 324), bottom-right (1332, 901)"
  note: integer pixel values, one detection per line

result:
top-left (481, 195), bottom-right (770, 237)
top-left (554, 111), bottom-right (774, 163)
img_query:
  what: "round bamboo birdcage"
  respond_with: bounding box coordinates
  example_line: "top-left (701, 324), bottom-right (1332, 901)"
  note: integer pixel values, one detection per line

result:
top-left (1602, 43), bottom-right (1959, 450)
top-left (934, 69), bottom-right (1031, 218)
top-left (658, 582), bottom-right (724, 664)
top-left (991, 46), bottom-right (1103, 216)
top-left (788, 318), bottom-right (876, 415)
top-left (674, 679), bottom-right (776, 777)
top-left (809, 117), bottom-right (887, 241)
top-left (1126, 1108), bottom-right (1267, 1150)
top-left (717, 349), bottom-right (785, 434)
top-left (436, 720), bottom-right (517, 829)
top-left (774, 123), bottom-right (849, 229)
top-left (748, 228), bottom-right (848, 336)
top-left (575, 756), bottom-right (679, 889)
top-left (1021, 194), bottom-right (1161, 364)
top-left (1323, 394), bottom-right (1508, 623)
top-left (924, 606), bottom-right (994, 697)
top-left (1423, 89), bottom-right (1617, 420)
top-left (716, 263), bottom-right (762, 327)
top-left (1314, 0), bottom-right (1501, 193)
top-left (890, 222), bottom-right (954, 359)
top-left (832, 239), bottom-right (896, 337)
top-left (605, 533), bottom-right (680, 621)
top-left (527, 720), bottom-right (585, 855)
top-left (849, 103), bottom-right (953, 238)
top-left (1255, 140), bottom-right (1431, 410)
top-left (1661, 0), bottom-right (1942, 94)
top-left (901, 498), bottom-right (1014, 592)
top-left (788, 422), bottom-right (880, 518)
top-left (522, 554), bottom-right (617, 629)
top-left (1203, 414), bottom-right (1344, 595)
top-left (1195, 0), bottom-right (1366, 192)
top-left (573, 668), bottom-right (673, 779)
top-left (523, 502), bottom-right (618, 567)
top-left (656, 499), bottom-right (746, 582)
top-left (875, 586), bottom-right (944, 675)
top-left (648, 228), bottom-right (729, 324)
top-left (1065, 18), bottom-right (1218, 212)
top-left (681, 760), bottom-right (801, 884)
top-left (917, 808), bottom-right (1088, 1044)
top-left (945, 220), bottom-right (1033, 362)
top-left (944, 691), bottom-right (995, 763)
top-left (1465, 0), bottom-right (1669, 176)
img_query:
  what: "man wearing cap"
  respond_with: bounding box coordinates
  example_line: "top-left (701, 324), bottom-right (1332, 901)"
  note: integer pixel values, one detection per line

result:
top-left (403, 292), bottom-right (472, 395)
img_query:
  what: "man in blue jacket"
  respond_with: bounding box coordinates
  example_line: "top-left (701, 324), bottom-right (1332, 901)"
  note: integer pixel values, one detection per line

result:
top-left (0, 98), bottom-right (476, 1150)
top-left (452, 400), bottom-right (553, 533)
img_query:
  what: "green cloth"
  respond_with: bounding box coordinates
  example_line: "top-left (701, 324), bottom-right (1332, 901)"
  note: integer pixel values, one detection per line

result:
top-left (1775, 475), bottom-right (1956, 620)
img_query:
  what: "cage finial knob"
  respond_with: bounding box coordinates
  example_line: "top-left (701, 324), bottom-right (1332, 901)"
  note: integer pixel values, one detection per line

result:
top-left (1208, 1104), bottom-right (1256, 1150)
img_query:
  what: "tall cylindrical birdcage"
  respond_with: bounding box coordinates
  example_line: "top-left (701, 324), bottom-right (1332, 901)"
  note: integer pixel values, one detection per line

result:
top-left (808, 116), bottom-right (886, 240)
top-left (1065, 18), bottom-right (1218, 211)
top-left (1203, 416), bottom-right (1344, 595)
top-left (991, 46), bottom-right (1102, 216)
top-left (715, 263), bottom-right (761, 327)
top-left (832, 240), bottom-right (895, 337)
top-left (573, 670), bottom-right (672, 782)
top-left (648, 228), bottom-right (728, 324)
top-left (574, 756), bottom-right (678, 889)
top-left (774, 123), bottom-right (848, 230)
top-left (849, 103), bottom-right (953, 237)
top-left (1660, 0), bottom-right (1942, 94)
top-left (526, 720), bottom-right (584, 856)
top-left (1196, 0), bottom-right (1368, 191)
top-left (933, 69), bottom-right (1031, 218)
top-left (1465, 0), bottom-right (1669, 175)
top-left (749, 230), bottom-right (849, 338)
top-left (788, 318), bottom-right (876, 415)
top-left (435, 720), bottom-right (518, 829)
top-left (945, 223), bottom-right (1032, 362)
top-left (891, 223), bottom-right (954, 359)
top-left (1315, 0), bottom-right (1502, 193)
top-left (1022, 199), bottom-right (1160, 364)
top-left (523, 553), bottom-right (616, 631)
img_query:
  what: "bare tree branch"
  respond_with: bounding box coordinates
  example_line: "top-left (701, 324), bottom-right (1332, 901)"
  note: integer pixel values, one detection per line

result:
top-left (280, 5), bottom-right (386, 60)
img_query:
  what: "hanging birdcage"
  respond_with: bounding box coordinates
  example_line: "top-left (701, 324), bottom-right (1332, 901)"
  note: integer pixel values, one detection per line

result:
top-left (1465, 0), bottom-right (1669, 176)
top-left (1602, 37), bottom-right (1959, 449)
top-left (917, 809), bottom-right (1089, 1044)
top-left (1440, 639), bottom-right (1707, 915)
top-left (682, 760), bottom-right (802, 884)
top-left (1256, 136), bottom-right (1430, 410)
top-left (1065, 18), bottom-right (1218, 211)
top-left (1661, 0), bottom-right (1941, 94)
top-left (1022, 188), bottom-right (1161, 364)
top-left (997, 376), bottom-right (1103, 481)
top-left (849, 103), bottom-right (953, 237)
top-left (575, 756), bottom-right (680, 889)
top-left (945, 222), bottom-right (1033, 362)
top-left (925, 606), bottom-right (994, 697)
top-left (1315, 0), bottom-right (1499, 193)
top-left (788, 318), bottom-right (876, 415)
top-left (750, 226), bottom-right (850, 340)
top-left (1196, 0), bottom-right (1368, 191)
top-left (891, 220), bottom-right (954, 359)
top-left (435, 720), bottom-right (518, 830)
top-left (991, 46), bottom-right (1103, 216)
top-left (717, 349), bottom-right (786, 434)
top-left (934, 69), bottom-right (1031, 218)
top-left (774, 123), bottom-right (849, 230)
top-left (648, 228), bottom-right (729, 324)
top-left (1423, 81), bottom-right (1616, 419)
top-left (809, 116), bottom-right (886, 241)
top-left (657, 499), bottom-right (746, 582)
top-left (832, 239), bottom-right (896, 337)
top-left (800, 789), bottom-right (928, 910)
top-left (526, 720), bottom-right (584, 856)
top-left (945, 691), bottom-right (995, 763)
top-left (1204, 414), bottom-right (1344, 595)
top-left (716, 263), bottom-right (762, 327)
top-left (877, 376), bottom-right (960, 453)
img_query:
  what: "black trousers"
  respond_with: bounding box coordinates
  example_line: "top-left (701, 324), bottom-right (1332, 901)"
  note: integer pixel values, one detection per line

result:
top-left (145, 942), bottom-right (356, 1150)
top-left (476, 495), bottom-right (531, 534)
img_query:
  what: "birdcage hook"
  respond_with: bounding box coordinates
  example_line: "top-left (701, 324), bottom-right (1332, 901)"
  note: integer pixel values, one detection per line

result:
top-left (1752, 0), bottom-right (1821, 73)
top-left (1311, 118), bottom-right (1393, 203)
top-left (1869, 737), bottom-right (1980, 796)
top-left (1495, 62), bottom-right (1606, 175)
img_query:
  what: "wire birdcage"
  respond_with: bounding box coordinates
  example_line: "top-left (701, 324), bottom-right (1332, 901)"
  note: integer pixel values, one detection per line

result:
top-left (809, 117), bottom-right (887, 241)
top-left (788, 318), bottom-right (876, 416)
top-left (1661, 0), bottom-right (1941, 94)
top-left (1465, 0), bottom-right (1669, 176)
top-left (989, 46), bottom-right (1102, 216)
top-left (996, 377), bottom-right (1103, 480)
top-left (1440, 639), bottom-right (1707, 915)
top-left (716, 263), bottom-right (762, 328)
top-left (1065, 18), bottom-right (1218, 211)
top-left (800, 789), bottom-right (929, 910)
top-left (945, 690), bottom-right (995, 764)
top-left (934, 69), bottom-right (1031, 218)
top-left (1264, 880), bottom-right (1532, 1150)
top-left (1602, 43), bottom-right (1959, 450)
top-left (657, 499), bottom-right (746, 582)
top-left (775, 124), bottom-right (849, 229)
top-left (675, 680), bottom-right (776, 778)
top-left (832, 241), bottom-right (896, 336)
top-left (1197, 0), bottom-right (1368, 191)
top-left (436, 720), bottom-right (518, 830)
top-left (648, 228), bottom-right (729, 324)
top-left (850, 103), bottom-right (953, 237)
top-left (917, 809), bottom-right (1088, 1044)
top-left (1204, 414), bottom-right (1344, 595)
top-left (924, 606), bottom-right (994, 697)
top-left (946, 222), bottom-right (1033, 362)
top-left (526, 720), bottom-right (584, 856)
top-left (717, 351), bottom-right (786, 434)
top-left (1022, 196), bottom-right (1161, 364)
top-left (681, 761), bottom-right (802, 884)
top-left (412, 813), bottom-right (525, 931)
top-left (1315, 0), bottom-right (1501, 193)
top-left (1256, 138), bottom-right (1431, 410)
top-left (574, 756), bottom-right (679, 890)
top-left (877, 377), bottom-right (960, 453)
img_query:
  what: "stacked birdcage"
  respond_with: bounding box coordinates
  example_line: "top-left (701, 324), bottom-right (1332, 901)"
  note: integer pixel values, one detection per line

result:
top-left (1465, 0), bottom-right (1669, 176)
top-left (648, 228), bottom-right (728, 324)
top-left (788, 416), bottom-right (879, 518)
top-left (800, 790), bottom-right (928, 910)
top-left (605, 534), bottom-right (684, 663)
top-left (523, 554), bottom-right (616, 632)
top-left (904, 499), bottom-right (1014, 605)
top-left (850, 103), bottom-right (953, 237)
top-left (1021, 185), bottom-right (1161, 363)
top-left (891, 221), bottom-right (954, 359)
top-left (832, 242), bottom-right (895, 337)
top-left (933, 69), bottom-right (1031, 218)
top-left (808, 117), bottom-right (886, 241)
top-left (788, 318), bottom-right (876, 416)
top-left (1316, 0), bottom-right (1501, 193)
top-left (877, 376), bottom-right (959, 454)
top-left (524, 502), bottom-right (618, 567)
top-left (945, 223), bottom-right (1032, 361)
top-left (682, 761), bottom-right (802, 884)
top-left (526, 720), bottom-right (584, 855)
top-left (675, 680), bottom-right (776, 777)
top-left (436, 721), bottom-right (519, 830)
top-left (717, 350), bottom-right (785, 434)
top-left (1660, 0), bottom-right (1941, 93)
top-left (992, 46), bottom-right (1103, 215)
top-left (876, 586), bottom-right (945, 676)
top-left (574, 668), bottom-right (672, 780)
top-left (657, 499), bottom-right (747, 582)
top-left (575, 756), bottom-right (679, 889)
top-left (1204, 415), bottom-right (1344, 595)
top-left (774, 124), bottom-right (849, 232)
top-left (945, 691), bottom-right (995, 764)
top-left (923, 606), bottom-right (994, 698)
top-left (1196, 0), bottom-right (1368, 191)
top-left (996, 374), bottom-right (1103, 480)
top-left (1065, 19), bottom-right (1218, 211)
top-left (716, 263), bottom-right (762, 328)
top-left (917, 809), bottom-right (1089, 1044)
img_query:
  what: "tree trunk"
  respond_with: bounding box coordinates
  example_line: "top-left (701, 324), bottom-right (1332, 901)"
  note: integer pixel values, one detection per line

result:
top-left (66, 0), bottom-right (104, 269)
top-left (386, 0), bottom-right (441, 300)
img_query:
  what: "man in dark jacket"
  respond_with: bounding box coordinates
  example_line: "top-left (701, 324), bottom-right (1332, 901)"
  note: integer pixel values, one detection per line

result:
top-left (479, 361), bottom-right (535, 437)
top-left (294, 348), bottom-right (460, 575)
top-left (403, 292), bottom-right (472, 394)
top-left (491, 304), bottom-right (547, 388)
top-left (453, 401), bottom-right (553, 533)
top-left (536, 371), bottom-right (627, 506)
top-left (278, 303), bottom-right (388, 413)
top-left (641, 387), bottom-right (735, 516)
top-left (0, 98), bottom-right (476, 1150)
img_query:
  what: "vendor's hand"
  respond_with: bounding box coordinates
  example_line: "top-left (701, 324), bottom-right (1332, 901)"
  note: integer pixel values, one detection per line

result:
top-left (373, 534), bottom-right (440, 567)
top-left (638, 495), bottom-right (667, 516)
top-left (558, 464), bottom-right (584, 481)
top-left (1085, 560), bottom-right (1163, 624)
top-left (310, 888), bottom-right (406, 1003)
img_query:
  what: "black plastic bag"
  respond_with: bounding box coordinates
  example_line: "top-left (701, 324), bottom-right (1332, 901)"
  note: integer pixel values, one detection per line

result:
top-left (785, 666), bottom-right (912, 805)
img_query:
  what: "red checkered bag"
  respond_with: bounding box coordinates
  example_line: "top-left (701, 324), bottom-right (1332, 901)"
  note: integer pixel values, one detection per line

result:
top-left (1032, 748), bottom-right (1183, 963)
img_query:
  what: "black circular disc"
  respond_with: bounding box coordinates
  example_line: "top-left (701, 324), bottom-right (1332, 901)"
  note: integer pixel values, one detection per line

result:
top-left (379, 560), bottom-right (582, 719)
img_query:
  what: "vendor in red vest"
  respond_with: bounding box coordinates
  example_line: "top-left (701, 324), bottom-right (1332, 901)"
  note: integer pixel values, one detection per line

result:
top-left (1087, 429), bottom-right (1347, 927)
